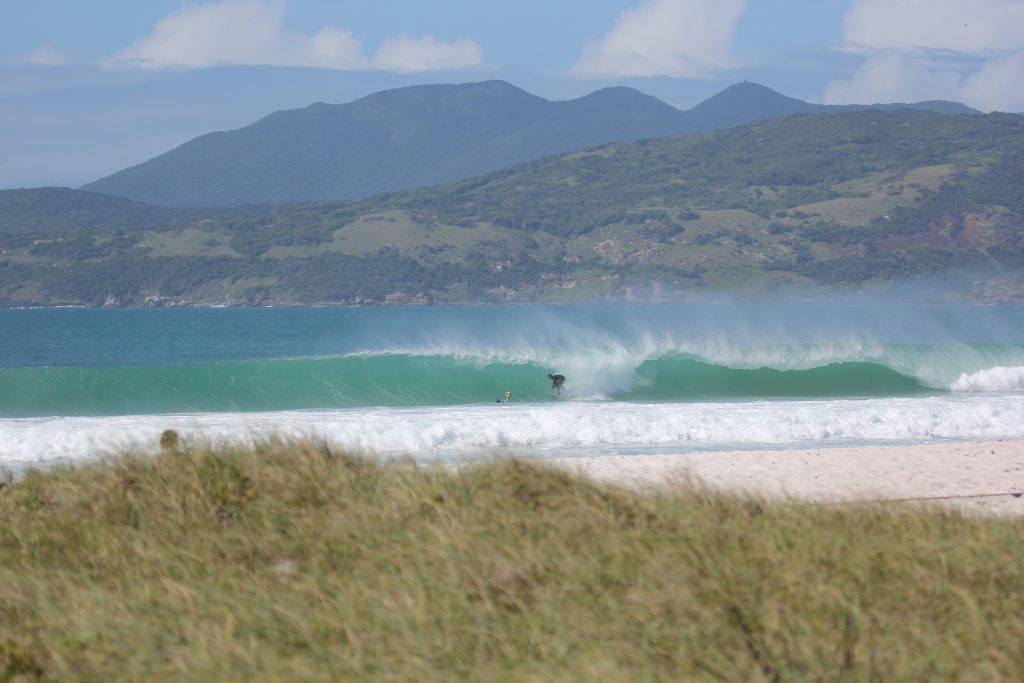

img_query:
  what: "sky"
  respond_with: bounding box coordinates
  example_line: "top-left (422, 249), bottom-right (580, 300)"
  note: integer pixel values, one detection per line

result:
top-left (2, 0), bottom-right (1023, 189)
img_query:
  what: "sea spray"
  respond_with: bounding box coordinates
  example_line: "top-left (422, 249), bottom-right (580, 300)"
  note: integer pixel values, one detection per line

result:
top-left (951, 366), bottom-right (1024, 392)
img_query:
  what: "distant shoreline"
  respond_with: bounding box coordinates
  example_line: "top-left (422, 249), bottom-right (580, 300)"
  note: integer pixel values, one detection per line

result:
top-left (6, 293), bottom-right (1024, 310)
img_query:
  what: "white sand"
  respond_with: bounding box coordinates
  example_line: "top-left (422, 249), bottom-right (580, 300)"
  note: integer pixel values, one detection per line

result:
top-left (549, 439), bottom-right (1024, 515)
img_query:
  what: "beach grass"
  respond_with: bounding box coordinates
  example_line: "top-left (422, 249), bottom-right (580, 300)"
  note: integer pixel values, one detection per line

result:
top-left (2, 439), bottom-right (1023, 681)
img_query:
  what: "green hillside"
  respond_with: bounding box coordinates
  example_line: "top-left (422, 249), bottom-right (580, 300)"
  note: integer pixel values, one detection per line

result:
top-left (0, 187), bottom-right (189, 236)
top-left (3, 109), bottom-right (1023, 306)
top-left (80, 80), bottom-right (977, 207)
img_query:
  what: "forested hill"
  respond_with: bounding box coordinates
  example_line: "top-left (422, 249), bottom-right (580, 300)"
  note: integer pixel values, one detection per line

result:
top-left (80, 80), bottom-right (977, 207)
top-left (3, 109), bottom-right (1023, 307)
top-left (0, 188), bottom-right (188, 235)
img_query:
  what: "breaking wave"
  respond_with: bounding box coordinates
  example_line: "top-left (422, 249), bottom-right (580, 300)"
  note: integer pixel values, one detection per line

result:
top-left (2, 344), bottom-right (1022, 417)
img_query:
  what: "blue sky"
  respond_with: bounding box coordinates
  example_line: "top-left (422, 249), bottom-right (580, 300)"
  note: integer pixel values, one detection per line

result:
top-left (2, 0), bottom-right (1023, 189)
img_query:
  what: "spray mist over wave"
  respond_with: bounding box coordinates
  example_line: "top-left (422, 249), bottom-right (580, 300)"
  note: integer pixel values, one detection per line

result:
top-left (333, 303), bottom-right (1024, 397)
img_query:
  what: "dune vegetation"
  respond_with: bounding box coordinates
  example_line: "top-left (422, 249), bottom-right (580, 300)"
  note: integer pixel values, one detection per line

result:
top-left (2, 439), bottom-right (1023, 681)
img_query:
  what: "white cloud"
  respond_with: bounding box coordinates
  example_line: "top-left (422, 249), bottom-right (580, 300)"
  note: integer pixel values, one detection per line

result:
top-left (570, 0), bottom-right (747, 78)
top-left (824, 0), bottom-right (1024, 111)
top-left (111, 0), bottom-right (482, 73)
top-left (823, 53), bottom-right (964, 105)
top-left (961, 51), bottom-right (1024, 111)
top-left (290, 26), bottom-right (367, 70)
top-left (15, 45), bottom-right (74, 66)
top-left (839, 0), bottom-right (1024, 55)
top-left (372, 34), bottom-right (484, 73)
top-left (114, 0), bottom-right (302, 69)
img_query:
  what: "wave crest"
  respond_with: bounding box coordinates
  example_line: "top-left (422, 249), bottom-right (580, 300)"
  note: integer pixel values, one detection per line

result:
top-left (951, 366), bottom-right (1024, 392)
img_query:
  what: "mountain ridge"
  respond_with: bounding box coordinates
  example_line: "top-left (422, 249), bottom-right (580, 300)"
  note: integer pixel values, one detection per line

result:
top-left (81, 80), bottom-right (980, 207)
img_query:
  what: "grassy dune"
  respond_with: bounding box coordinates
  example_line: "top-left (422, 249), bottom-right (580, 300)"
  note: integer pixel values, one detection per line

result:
top-left (2, 440), bottom-right (1023, 681)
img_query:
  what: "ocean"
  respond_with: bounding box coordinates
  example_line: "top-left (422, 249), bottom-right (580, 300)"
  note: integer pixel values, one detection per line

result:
top-left (2, 302), bottom-right (1023, 472)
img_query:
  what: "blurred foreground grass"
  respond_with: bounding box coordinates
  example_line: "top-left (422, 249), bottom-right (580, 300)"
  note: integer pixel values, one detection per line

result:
top-left (2, 438), bottom-right (1023, 681)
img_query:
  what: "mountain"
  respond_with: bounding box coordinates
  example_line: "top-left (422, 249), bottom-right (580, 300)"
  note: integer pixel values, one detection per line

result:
top-left (81, 80), bottom-right (979, 207)
top-left (682, 82), bottom-right (975, 131)
top-left (7, 109), bottom-right (1023, 306)
top-left (0, 187), bottom-right (190, 236)
top-left (81, 81), bottom-right (687, 207)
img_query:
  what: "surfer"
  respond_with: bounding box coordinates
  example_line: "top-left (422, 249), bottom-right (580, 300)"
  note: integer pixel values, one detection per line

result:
top-left (548, 373), bottom-right (565, 392)
top-left (504, 391), bottom-right (512, 402)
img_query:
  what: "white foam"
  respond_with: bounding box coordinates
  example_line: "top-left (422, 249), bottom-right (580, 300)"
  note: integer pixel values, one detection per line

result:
top-left (3, 395), bottom-right (1023, 471)
top-left (951, 366), bottom-right (1024, 392)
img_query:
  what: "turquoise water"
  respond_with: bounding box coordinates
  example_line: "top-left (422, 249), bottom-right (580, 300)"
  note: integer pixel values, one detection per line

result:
top-left (0, 355), bottom-right (934, 416)
top-left (2, 303), bottom-right (1023, 466)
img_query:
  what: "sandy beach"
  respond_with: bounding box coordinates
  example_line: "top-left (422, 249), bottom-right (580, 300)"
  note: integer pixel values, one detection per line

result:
top-left (550, 439), bottom-right (1024, 515)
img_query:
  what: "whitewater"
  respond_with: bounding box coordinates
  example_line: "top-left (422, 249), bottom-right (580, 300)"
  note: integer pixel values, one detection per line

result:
top-left (2, 303), bottom-right (1023, 470)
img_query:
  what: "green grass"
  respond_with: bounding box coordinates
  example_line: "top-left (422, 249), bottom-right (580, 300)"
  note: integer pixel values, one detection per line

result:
top-left (144, 228), bottom-right (241, 258)
top-left (2, 440), bottom-right (1024, 681)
